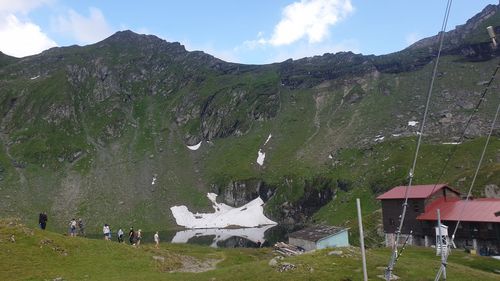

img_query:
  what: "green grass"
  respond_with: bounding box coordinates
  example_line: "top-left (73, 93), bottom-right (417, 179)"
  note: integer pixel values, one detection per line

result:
top-left (322, 137), bottom-right (500, 196)
top-left (1, 220), bottom-right (499, 281)
top-left (313, 187), bottom-right (378, 226)
top-left (313, 187), bottom-right (384, 247)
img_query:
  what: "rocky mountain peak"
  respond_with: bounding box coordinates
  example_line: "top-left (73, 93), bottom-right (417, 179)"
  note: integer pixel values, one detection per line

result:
top-left (103, 30), bottom-right (161, 45)
top-left (98, 30), bottom-right (188, 56)
top-left (461, 3), bottom-right (498, 31)
top-left (407, 3), bottom-right (500, 51)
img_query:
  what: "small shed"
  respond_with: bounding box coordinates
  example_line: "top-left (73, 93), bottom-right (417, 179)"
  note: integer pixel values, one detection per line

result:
top-left (288, 225), bottom-right (349, 251)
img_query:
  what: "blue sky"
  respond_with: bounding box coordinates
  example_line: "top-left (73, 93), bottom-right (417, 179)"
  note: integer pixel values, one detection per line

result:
top-left (0, 0), bottom-right (497, 64)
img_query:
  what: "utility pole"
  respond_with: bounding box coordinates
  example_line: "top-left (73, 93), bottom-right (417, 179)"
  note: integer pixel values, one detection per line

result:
top-left (435, 209), bottom-right (447, 281)
top-left (357, 198), bottom-right (368, 281)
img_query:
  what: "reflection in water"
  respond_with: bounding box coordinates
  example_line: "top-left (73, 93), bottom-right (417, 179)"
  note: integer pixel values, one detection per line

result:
top-left (172, 225), bottom-right (276, 248)
top-left (86, 224), bottom-right (302, 248)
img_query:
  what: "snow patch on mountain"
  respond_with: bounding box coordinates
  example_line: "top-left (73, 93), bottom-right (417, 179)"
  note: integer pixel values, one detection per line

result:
top-left (170, 193), bottom-right (277, 229)
top-left (257, 149), bottom-right (266, 166)
top-left (187, 141), bottom-right (202, 151)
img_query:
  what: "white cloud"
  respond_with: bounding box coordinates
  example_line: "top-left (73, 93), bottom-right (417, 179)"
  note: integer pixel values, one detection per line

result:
top-left (233, 0), bottom-right (356, 64)
top-left (0, 0), bottom-right (53, 14)
top-left (240, 32), bottom-right (268, 50)
top-left (405, 32), bottom-right (421, 46)
top-left (269, 0), bottom-right (354, 46)
top-left (53, 7), bottom-right (113, 44)
top-left (0, 14), bottom-right (57, 57)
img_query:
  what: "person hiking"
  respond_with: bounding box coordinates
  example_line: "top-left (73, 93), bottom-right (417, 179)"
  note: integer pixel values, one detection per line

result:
top-left (77, 218), bottom-right (85, 236)
top-left (117, 228), bottom-right (124, 243)
top-left (38, 212), bottom-right (48, 230)
top-left (128, 227), bottom-right (135, 245)
top-left (38, 213), bottom-right (43, 229)
top-left (136, 229), bottom-right (142, 246)
top-left (69, 218), bottom-right (77, 237)
top-left (103, 224), bottom-right (110, 240)
top-left (154, 231), bottom-right (160, 248)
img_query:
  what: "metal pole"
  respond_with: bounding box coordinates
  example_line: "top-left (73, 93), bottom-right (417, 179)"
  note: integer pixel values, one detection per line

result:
top-left (434, 209), bottom-right (447, 281)
top-left (357, 198), bottom-right (368, 281)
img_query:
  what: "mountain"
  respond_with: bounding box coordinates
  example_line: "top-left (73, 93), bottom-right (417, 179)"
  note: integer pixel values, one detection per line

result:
top-left (0, 51), bottom-right (17, 68)
top-left (0, 5), bottom-right (499, 232)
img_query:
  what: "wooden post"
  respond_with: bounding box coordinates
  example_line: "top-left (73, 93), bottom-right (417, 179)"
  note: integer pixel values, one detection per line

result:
top-left (357, 198), bottom-right (368, 281)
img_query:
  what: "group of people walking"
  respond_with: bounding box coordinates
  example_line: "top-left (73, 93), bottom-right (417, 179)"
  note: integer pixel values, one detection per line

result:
top-left (126, 227), bottom-right (142, 245)
top-left (103, 225), bottom-right (160, 248)
top-left (38, 213), bottom-right (84, 237)
top-left (38, 212), bottom-right (159, 247)
top-left (69, 218), bottom-right (85, 237)
top-left (38, 212), bottom-right (85, 237)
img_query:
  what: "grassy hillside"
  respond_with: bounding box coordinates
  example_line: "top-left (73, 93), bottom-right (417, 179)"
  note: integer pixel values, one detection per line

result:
top-left (1, 219), bottom-right (499, 281)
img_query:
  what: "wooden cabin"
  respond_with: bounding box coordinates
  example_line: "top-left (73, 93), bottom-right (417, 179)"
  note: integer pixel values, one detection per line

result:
top-left (377, 184), bottom-right (500, 254)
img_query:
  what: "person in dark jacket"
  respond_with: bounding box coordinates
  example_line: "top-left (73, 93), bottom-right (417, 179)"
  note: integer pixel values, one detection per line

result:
top-left (128, 227), bottom-right (135, 245)
top-left (38, 212), bottom-right (48, 230)
top-left (78, 218), bottom-right (85, 236)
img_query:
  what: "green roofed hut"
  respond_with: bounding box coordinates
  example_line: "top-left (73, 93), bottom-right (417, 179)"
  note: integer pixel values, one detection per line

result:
top-left (288, 225), bottom-right (349, 251)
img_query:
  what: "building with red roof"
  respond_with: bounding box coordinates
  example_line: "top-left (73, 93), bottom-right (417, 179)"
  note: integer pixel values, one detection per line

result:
top-left (377, 184), bottom-right (500, 254)
top-left (376, 184), bottom-right (460, 200)
top-left (417, 198), bottom-right (500, 223)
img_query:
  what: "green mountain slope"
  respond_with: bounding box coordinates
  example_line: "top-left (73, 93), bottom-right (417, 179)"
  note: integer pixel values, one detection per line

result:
top-left (0, 5), bottom-right (499, 232)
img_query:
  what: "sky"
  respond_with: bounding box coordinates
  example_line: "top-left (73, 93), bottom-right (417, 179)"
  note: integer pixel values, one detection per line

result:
top-left (0, 0), bottom-right (497, 64)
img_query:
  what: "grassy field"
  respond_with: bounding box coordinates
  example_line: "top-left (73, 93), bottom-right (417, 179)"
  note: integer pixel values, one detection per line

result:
top-left (1, 219), bottom-right (499, 281)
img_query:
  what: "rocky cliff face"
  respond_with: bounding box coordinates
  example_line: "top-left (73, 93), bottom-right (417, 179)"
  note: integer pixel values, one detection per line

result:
top-left (212, 179), bottom-right (275, 207)
top-left (175, 81), bottom-right (280, 144)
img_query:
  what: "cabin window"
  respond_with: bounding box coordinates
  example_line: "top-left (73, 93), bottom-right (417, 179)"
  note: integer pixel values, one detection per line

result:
top-left (487, 223), bottom-right (493, 230)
